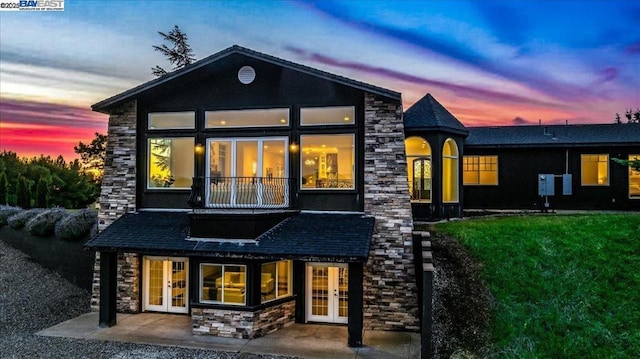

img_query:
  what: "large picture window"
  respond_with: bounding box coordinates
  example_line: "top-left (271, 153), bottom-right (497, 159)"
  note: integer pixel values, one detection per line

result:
top-left (148, 137), bottom-right (194, 189)
top-left (300, 106), bottom-right (355, 126)
top-left (200, 264), bottom-right (246, 305)
top-left (581, 154), bottom-right (609, 186)
top-left (261, 260), bottom-right (292, 303)
top-left (300, 134), bottom-right (354, 189)
top-left (442, 138), bottom-right (459, 203)
top-left (463, 156), bottom-right (498, 185)
top-left (629, 154), bottom-right (640, 199)
top-left (205, 108), bottom-right (289, 128)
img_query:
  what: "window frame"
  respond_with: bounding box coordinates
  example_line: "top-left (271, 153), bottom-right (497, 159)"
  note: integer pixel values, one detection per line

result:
top-left (580, 154), bottom-right (609, 186)
top-left (442, 138), bottom-right (459, 203)
top-left (205, 108), bottom-right (290, 128)
top-left (300, 106), bottom-right (355, 126)
top-left (146, 136), bottom-right (195, 190)
top-left (629, 154), bottom-right (640, 199)
top-left (299, 133), bottom-right (356, 191)
top-left (463, 155), bottom-right (499, 186)
top-left (147, 111), bottom-right (196, 130)
top-left (260, 260), bottom-right (293, 303)
top-left (199, 263), bottom-right (247, 306)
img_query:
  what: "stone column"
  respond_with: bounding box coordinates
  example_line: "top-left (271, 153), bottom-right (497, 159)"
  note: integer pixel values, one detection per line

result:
top-left (91, 100), bottom-right (139, 312)
top-left (362, 93), bottom-right (419, 331)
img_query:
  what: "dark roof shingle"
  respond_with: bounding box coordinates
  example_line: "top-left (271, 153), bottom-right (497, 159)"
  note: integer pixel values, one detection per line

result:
top-left (85, 211), bottom-right (374, 262)
top-left (466, 124), bottom-right (640, 147)
top-left (404, 93), bottom-right (467, 134)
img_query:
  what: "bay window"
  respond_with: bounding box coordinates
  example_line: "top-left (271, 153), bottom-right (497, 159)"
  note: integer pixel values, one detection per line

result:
top-left (261, 260), bottom-right (292, 302)
top-left (200, 264), bottom-right (246, 305)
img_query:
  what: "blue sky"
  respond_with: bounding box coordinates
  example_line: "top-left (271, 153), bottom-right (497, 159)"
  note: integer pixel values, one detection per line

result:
top-left (1, 0), bottom-right (638, 159)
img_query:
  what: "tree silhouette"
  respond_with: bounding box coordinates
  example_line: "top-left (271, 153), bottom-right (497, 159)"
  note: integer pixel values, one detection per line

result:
top-left (152, 25), bottom-right (195, 77)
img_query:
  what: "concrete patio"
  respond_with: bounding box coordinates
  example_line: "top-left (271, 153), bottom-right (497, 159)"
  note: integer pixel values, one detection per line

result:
top-left (37, 312), bottom-right (421, 359)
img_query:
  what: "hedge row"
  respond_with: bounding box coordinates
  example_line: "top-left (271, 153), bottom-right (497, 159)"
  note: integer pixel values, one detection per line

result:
top-left (1, 206), bottom-right (97, 241)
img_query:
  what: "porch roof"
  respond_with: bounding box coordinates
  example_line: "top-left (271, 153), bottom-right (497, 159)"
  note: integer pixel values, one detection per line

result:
top-left (85, 211), bottom-right (374, 262)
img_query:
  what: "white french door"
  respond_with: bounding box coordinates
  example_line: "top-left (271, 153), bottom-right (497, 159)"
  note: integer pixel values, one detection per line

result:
top-left (143, 257), bottom-right (188, 314)
top-left (306, 263), bottom-right (348, 324)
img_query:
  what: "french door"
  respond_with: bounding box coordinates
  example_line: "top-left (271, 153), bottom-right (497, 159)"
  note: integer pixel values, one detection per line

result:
top-left (412, 157), bottom-right (432, 201)
top-left (306, 263), bottom-right (348, 324)
top-left (143, 257), bottom-right (188, 314)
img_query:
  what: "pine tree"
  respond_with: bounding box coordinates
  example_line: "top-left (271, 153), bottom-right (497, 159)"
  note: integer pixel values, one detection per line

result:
top-left (16, 175), bottom-right (32, 209)
top-left (152, 25), bottom-right (195, 77)
top-left (0, 171), bottom-right (7, 205)
top-left (36, 176), bottom-right (49, 208)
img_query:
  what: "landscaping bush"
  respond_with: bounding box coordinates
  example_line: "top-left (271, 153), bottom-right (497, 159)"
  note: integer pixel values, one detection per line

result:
top-left (0, 206), bottom-right (22, 226)
top-left (7, 208), bottom-right (47, 229)
top-left (55, 208), bottom-right (98, 241)
top-left (25, 208), bottom-right (68, 237)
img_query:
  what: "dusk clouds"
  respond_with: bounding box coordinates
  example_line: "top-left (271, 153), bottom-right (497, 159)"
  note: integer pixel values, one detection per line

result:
top-left (0, 0), bottom-right (638, 158)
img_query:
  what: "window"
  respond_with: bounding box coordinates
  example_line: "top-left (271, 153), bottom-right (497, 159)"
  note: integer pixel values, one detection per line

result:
top-left (629, 154), bottom-right (640, 199)
top-left (442, 138), bottom-right (459, 203)
top-left (205, 108), bottom-right (289, 128)
top-left (207, 137), bottom-right (288, 207)
top-left (148, 112), bottom-right (195, 129)
top-left (300, 106), bottom-right (355, 126)
top-left (581, 154), bottom-right (609, 186)
top-left (261, 260), bottom-right (292, 303)
top-left (301, 134), bottom-right (354, 189)
top-left (200, 264), bottom-right (246, 305)
top-left (463, 156), bottom-right (498, 185)
top-left (405, 137), bottom-right (432, 202)
top-left (148, 137), bottom-right (194, 189)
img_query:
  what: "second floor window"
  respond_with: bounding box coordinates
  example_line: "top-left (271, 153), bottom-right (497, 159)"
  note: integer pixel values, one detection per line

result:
top-left (300, 134), bottom-right (354, 190)
top-left (147, 137), bottom-right (194, 189)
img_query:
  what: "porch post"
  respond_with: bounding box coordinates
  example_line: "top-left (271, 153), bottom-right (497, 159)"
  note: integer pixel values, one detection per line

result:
top-left (99, 251), bottom-right (117, 328)
top-left (347, 261), bottom-right (363, 347)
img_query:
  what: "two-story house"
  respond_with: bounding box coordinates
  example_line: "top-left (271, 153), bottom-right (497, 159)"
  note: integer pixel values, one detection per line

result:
top-left (86, 45), bottom-right (421, 347)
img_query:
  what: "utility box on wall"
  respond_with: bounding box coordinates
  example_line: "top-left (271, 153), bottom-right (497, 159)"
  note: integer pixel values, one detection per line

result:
top-left (562, 174), bottom-right (572, 195)
top-left (538, 174), bottom-right (555, 196)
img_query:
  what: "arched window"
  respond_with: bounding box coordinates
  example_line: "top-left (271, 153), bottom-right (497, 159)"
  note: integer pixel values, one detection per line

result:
top-left (405, 137), bottom-right (432, 202)
top-left (442, 138), bottom-right (459, 203)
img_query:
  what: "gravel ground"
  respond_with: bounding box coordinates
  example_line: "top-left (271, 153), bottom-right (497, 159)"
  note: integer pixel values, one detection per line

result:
top-left (0, 240), bottom-right (294, 359)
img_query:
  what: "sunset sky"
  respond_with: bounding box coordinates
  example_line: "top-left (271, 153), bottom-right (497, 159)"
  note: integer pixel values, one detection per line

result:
top-left (1, 0), bottom-right (638, 160)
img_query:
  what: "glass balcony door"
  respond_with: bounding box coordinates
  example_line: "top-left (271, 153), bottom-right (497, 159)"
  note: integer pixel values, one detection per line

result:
top-left (206, 137), bottom-right (288, 208)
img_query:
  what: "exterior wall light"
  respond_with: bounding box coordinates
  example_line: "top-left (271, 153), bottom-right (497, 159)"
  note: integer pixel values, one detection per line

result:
top-left (289, 142), bottom-right (299, 153)
top-left (195, 143), bottom-right (205, 155)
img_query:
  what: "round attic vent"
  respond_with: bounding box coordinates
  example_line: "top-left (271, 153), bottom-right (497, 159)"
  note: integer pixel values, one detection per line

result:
top-left (238, 66), bottom-right (256, 84)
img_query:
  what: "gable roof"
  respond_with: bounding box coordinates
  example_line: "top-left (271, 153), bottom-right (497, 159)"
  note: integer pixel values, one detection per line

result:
top-left (403, 93), bottom-right (467, 134)
top-left (466, 124), bottom-right (640, 148)
top-left (92, 45), bottom-right (400, 113)
top-left (85, 211), bottom-right (374, 262)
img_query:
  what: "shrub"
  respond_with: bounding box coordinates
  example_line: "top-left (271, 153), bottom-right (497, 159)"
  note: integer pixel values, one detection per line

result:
top-left (55, 208), bottom-right (98, 241)
top-left (25, 208), bottom-right (68, 237)
top-left (0, 206), bottom-right (22, 226)
top-left (7, 208), bottom-right (47, 229)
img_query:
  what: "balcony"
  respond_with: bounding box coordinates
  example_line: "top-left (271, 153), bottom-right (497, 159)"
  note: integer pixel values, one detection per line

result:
top-left (188, 177), bottom-right (292, 209)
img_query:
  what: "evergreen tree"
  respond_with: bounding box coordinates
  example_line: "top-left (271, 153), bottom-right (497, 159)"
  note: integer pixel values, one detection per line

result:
top-left (0, 171), bottom-right (8, 205)
top-left (74, 132), bottom-right (106, 183)
top-left (152, 25), bottom-right (195, 77)
top-left (16, 175), bottom-right (32, 209)
top-left (36, 176), bottom-right (50, 208)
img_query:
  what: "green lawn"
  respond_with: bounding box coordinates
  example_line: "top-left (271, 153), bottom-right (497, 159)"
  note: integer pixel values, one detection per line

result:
top-left (436, 214), bottom-right (640, 359)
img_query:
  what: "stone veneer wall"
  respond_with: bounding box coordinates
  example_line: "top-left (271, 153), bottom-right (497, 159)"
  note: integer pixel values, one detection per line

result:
top-left (90, 100), bottom-right (139, 312)
top-left (362, 93), bottom-right (419, 331)
top-left (192, 300), bottom-right (296, 339)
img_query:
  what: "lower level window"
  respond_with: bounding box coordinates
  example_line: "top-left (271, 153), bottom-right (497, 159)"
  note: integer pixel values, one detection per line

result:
top-left (200, 264), bottom-right (246, 305)
top-left (261, 260), bottom-right (292, 302)
top-left (629, 154), bottom-right (640, 199)
top-left (581, 154), bottom-right (609, 186)
top-left (463, 156), bottom-right (498, 185)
